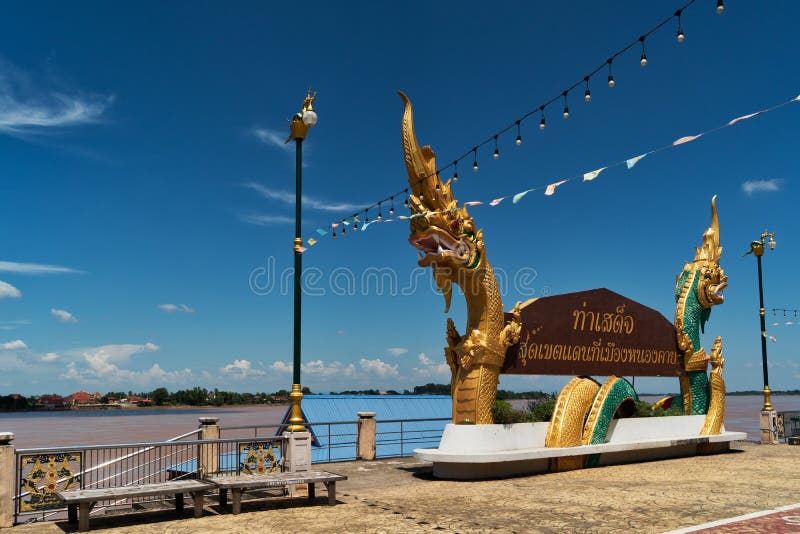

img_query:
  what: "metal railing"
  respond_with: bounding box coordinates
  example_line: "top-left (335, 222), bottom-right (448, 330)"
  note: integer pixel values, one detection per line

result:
top-left (777, 411), bottom-right (800, 442)
top-left (14, 435), bottom-right (283, 525)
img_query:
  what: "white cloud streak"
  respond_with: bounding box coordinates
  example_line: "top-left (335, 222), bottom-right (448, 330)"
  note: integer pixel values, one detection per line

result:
top-left (157, 303), bottom-right (195, 313)
top-left (386, 347), bottom-right (408, 357)
top-left (59, 342), bottom-right (193, 386)
top-left (0, 58), bottom-right (112, 135)
top-left (245, 183), bottom-right (366, 213)
top-left (0, 340), bottom-right (27, 350)
top-left (359, 358), bottom-right (399, 378)
top-left (251, 128), bottom-right (292, 152)
top-left (51, 308), bottom-right (78, 323)
top-left (742, 179), bottom-right (783, 195)
top-left (0, 261), bottom-right (83, 275)
top-left (0, 281), bottom-right (21, 299)
top-left (240, 214), bottom-right (295, 226)
top-left (221, 359), bottom-right (265, 378)
top-left (412, 352), bottom-right (450, 379)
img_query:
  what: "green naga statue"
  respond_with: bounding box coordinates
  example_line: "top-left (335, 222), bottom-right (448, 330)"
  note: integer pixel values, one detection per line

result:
top-left (674, 195), bottom-right (727, 434)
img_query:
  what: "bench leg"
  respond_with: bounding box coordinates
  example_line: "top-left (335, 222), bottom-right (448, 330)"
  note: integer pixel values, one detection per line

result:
top-left (78, 502), bottom-right (91, 532)
top-left (325, 481), bottom-right (336, 505)
top-left (231, 488), bottom-right (242, 515)
top-left (219, 488), bottom-right (227, 507)
top-left (308, 482), bottom-right (315, 501)
top-left (175, 492), bottom-right (184, 512)
top-left (67, 503), bottom-right (78, 525)
top-left (192, 491), bottom-right (204, 518)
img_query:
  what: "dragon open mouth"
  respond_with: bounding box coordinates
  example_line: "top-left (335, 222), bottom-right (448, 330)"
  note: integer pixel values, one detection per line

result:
top-left (711, 279), bottom-right (728, 304)
top-left (409, 228), bottom-right (471, 267)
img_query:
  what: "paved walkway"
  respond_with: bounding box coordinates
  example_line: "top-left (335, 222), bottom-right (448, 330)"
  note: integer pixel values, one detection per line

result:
top-left (5, 441), bottom-right (799, 533)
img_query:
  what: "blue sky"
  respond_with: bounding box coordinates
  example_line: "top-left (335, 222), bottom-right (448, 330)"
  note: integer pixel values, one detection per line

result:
top-left (1, 1), bottom-right (798, 397)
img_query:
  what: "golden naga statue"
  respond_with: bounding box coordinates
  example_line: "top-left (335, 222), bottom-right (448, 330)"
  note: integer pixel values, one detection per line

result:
top-left (399, 92), bottom-right (521, 424)
top-left (674, 195), bottom-right (727, 434)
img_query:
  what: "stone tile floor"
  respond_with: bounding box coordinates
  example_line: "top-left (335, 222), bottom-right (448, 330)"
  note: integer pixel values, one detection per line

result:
top-left (5, 442), bottom-right (798, 533)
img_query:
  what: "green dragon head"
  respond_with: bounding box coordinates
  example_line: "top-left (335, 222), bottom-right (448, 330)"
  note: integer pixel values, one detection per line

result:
top-left (399, 91), bottom-right (486, 312)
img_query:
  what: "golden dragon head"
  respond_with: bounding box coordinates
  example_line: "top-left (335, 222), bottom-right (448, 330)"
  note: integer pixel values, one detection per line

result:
top-left (684, 195), bottom-right (728, 309)
top-left (399, 91), bottom-right (485, 311)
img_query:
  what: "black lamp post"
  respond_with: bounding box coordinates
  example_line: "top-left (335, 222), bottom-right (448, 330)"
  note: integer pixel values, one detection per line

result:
top-left (746, 230), bottom-right (776, 413)
top-left (286, 90), bottom-right (317, 432)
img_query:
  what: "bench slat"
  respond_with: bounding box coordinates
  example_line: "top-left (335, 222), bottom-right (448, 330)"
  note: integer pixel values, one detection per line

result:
top-left (206, 470), bottom-right (346, 490)
top-left (58, 480), bottom-right (215, 503)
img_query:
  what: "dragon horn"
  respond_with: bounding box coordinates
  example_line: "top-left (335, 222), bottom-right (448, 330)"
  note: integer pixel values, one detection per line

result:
top-left (398, 91), bottom-right (451, 210)
top-left (695, 195), bottom-right (722, 262)
top-left (710, 194), bottom-right (719, 245)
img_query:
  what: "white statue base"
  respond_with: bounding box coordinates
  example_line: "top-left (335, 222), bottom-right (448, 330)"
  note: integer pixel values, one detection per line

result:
top-left (414, 415), bottom-right (746, 479)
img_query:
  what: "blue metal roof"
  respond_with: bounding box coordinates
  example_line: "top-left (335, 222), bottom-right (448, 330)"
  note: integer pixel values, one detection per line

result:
top-left (280, 395), bottom-right (452, 463)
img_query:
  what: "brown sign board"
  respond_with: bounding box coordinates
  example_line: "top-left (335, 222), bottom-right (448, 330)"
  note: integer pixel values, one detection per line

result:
top-left (502, 288), bottom-right (684, 377)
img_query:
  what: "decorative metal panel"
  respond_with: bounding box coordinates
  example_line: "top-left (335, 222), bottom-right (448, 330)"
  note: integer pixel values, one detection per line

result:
top-left (239, 441), bottom-right (280, 474)
top-left (18, 452), bottom-right (81, 512)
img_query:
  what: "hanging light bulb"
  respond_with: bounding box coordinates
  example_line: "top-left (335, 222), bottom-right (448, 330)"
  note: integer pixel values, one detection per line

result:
top-left (562, 91), bottom-right (569, 119)
top-left (515, 120), bottom-right (522, 146)
top-left (453, 161), bottom-right (459, 182)
top-left (377, 202), bottom-right (383, 220)
top-left (716, 0), bottom-right (724, 15)
top-left (404, 189), bottom-right (409, 208)
top-left (472, 147), bottom-right (479, 171)
top-left (639, 36), bottom-right (648, 67)
top-left (332, 230), bottom-right (336, 239)
top-left (607, 58), bottom-right (615, 88)
top-left (341, 223), bottom-right (346, 235)
top-left (584, 77), bottom-right (591, 102)
top-left (435, 179), bottom-right (440, 192)
top-left (389, 196), bottom-right (395, 216)
top-left (539, 106), bottom-right (546, 130)
top-left (675, 9), bottom-right (685, 42)
top-left (353, 219), bottom-right (358, 231)
top-left (493, 136), bottom-right (499, 159)
top-left (365, 212), bottom-right (370, 223)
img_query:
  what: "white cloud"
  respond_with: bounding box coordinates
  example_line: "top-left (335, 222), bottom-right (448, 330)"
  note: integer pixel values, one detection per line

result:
top-left (0, 58), bottom-right (112, 136)
top-left (270, 359), bottom-right (358, 378)
top-left (157, 303), bottom-right (195, 313)
top-left (0, 340), bottom-right (27, 350)
top-left (240, 214), bottom-right (295, 226)
top-left (270, 361), bottom-right (293, 373)
top-left (0, 261), bottom-right (83, 274)
top-left (0, 320), bottom-right (30, 331)
top-left (0, 281), bottom-right (21, 299)
top-left (59, 342), bottom-right (192, 386)
top-left (742, 179), bottom-right (783, 195)
top-left (386, 347), bottom-right (408, 357)
top-left (412, 352), bottom-right (450, 379)
top-left (41, 352), bottom-right (60, 362)
top-left (51, 308), bottom-right (78, 323)
top-left (359, 358), bottom-right (399, 378)
top-left (244, 183), bottom-right (366, 213)
top-left (251, 127), bottom-right (292, 152)
top-left (221, 359), bottom-right (265, 378)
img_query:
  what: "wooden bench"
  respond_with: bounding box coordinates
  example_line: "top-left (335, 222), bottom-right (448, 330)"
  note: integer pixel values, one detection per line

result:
top-left (57, 479), bottom-right (215, 532)
top-left (205, 470), bottom-right (347, 514)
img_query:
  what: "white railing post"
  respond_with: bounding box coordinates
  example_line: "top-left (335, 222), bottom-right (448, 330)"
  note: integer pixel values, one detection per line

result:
top-left (198, 418), bottom-right (220, 477)
top-left (0, 433), bottom-right (14, 527)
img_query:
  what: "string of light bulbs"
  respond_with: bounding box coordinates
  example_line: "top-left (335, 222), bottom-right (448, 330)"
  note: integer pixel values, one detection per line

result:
top-left (319, 0), bottom-right (727, 241)
top-left (772, 309), bottom-right (800, 318)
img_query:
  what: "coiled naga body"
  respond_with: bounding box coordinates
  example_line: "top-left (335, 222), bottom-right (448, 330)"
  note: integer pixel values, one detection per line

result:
top-left (399, 92), bottom-right (521, 424)
top-left (675, 196), bottom-right (727, 434)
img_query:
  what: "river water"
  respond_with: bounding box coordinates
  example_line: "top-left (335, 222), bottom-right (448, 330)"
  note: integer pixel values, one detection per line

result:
top-left (1, 395), bottom-right (798, 449)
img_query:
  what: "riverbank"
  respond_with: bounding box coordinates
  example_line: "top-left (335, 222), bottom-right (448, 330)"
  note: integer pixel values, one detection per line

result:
top-left (4, 441), bottom-right (798, 533)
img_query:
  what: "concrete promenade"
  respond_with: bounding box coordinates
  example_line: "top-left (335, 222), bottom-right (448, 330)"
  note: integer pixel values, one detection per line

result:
top-left (4, 441), bottom-right (798, 533)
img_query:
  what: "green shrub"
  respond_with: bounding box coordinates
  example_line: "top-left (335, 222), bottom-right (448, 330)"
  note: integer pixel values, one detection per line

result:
top-left (528, 398), bottom-right (556, 422)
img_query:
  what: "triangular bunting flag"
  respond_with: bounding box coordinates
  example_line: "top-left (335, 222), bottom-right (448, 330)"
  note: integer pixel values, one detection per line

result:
top-left (307, 238), bottom-right (317, 246)
top-left (464, 201), bottom-right (483, 207)
top-left (727, 111), bottom-right (763, 126)
top-left (316, 228), bottom-right (328, 237)
top-left (626, 153), bottom-right (648, 169)
top-left (513, 189), bottom-right (535, 204)
top-left (582, 167), bottom-right (607, 182)
top-left (331, 222), bottom-right (340, 229)
top-left (673, 134), bottom-right (702, 146)
top-left (489, 197), bottom-right (505, 206)
top-left (342, 220), bottom-right (350, 226)
top-left (544, 180), bottom-right (568, 196)
top-left (297, 246), bottom-right (308, 253)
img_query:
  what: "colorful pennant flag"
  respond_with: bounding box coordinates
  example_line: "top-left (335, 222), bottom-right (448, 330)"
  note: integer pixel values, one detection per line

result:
top-left (582, 167), bottom-right (607, 182)
top-left (673, 134), bottom-right (702, 146)
top-left (489, 197), bottom-right (505, 206)
top-left (316, 228), bottom-right (328, 237)
top-left (513, 189), bottom-right (535, 204)
top-left (307, 238), bottom-right (317, 246)
top-left (545, 180), bottom-right (568, 196)
top-left (626, 153), bottom-right (648, 169)
top-left (728, 111), bottom-right (763, 126)
top-left (464, 201), bottom-right (483, 207)
top-left (297, 246), bottom-right (308, 253)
